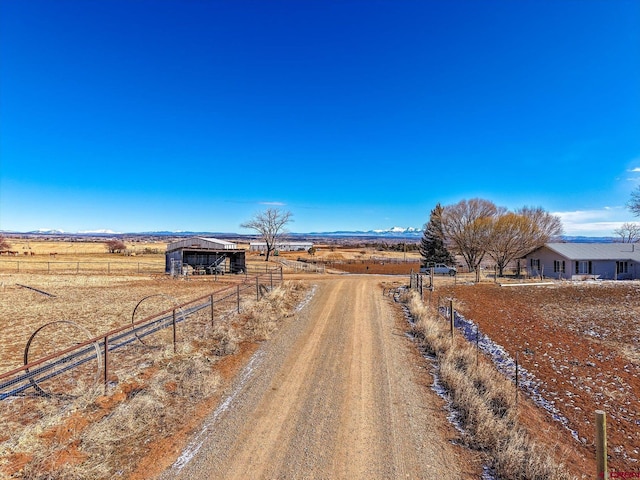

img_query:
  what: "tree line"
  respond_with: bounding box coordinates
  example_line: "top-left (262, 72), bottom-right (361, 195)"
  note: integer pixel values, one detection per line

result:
top-left (420, 199), bottom-right (563, 281)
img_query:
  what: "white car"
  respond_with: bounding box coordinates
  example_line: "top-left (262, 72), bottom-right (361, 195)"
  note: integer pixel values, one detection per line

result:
top-left (420, 263), bottom-right (457, 276)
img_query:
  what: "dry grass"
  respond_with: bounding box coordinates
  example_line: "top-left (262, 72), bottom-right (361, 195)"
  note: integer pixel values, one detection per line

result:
top-left (438, 281), bottom-right (640, 472)
top-left (3, 239), bottom-right (167, 257)
top-left (0, 280), bottom-right (310, 479)
top-left (403, 290), bottom-right (575, 480)
top-left (0, 273), bottom-right (250, 372)
top-left (243, 281), bottom-right (307, 340)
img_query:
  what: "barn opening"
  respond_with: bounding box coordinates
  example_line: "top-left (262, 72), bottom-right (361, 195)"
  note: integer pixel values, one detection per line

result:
top-left (165, 237), bottom-right (246, 275)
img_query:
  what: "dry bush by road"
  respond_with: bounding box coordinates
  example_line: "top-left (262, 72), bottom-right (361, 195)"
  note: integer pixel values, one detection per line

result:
top-left (404, 290), bottom-right (578, 479)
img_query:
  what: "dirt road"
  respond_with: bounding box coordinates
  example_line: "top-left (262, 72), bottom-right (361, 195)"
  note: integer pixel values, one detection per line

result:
top-left (160, 276), bottom-right (477, 479)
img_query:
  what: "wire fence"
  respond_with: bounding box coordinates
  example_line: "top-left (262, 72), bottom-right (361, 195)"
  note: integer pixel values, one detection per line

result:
top-left (0, 268), bottom-right (283, 401)
top-left (0, 260), bottom-right (163, 275)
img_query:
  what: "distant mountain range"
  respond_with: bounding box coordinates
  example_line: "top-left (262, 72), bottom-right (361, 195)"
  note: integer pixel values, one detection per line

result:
top-left (1, 227), bottom-right (617, 243)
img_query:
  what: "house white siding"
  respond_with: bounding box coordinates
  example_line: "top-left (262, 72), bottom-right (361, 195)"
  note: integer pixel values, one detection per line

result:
top-left (524, 243), bottom-right (640, 280)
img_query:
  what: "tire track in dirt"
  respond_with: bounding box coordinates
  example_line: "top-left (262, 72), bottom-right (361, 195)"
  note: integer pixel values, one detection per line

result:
top-left (160, 276), bottom-right (476, 479)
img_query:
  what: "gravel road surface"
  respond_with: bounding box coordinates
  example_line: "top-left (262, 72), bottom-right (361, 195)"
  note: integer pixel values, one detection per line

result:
top-left (160, 276), bottom-right (474, 479)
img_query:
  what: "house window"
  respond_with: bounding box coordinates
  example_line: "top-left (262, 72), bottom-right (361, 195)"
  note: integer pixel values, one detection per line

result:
top-left (553, 260), bottom-right (565, 273)
top-left (530, 258), bottom-right (540, 270)
top-left (576, 260), bottom-right (592, 275)
top-left (616, 261), bottom-right (628, 274)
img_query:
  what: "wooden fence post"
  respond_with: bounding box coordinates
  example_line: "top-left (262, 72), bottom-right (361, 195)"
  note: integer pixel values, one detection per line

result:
top-left (173, 308), bottom-right (178, 354)
top-left (103, 335), bottom-right (109, 393)
top-left (210, 294), bottom-right (214, 326)
top-left (449, 299), bottom-right (454, 339)
top-left (476, 323), bottom-right (479, 367)
top-left (172, 309), bottom-right (177, 353)
top-left (515, 351), bottom-right (519, 406)
top-left (595, 410), bottom-right (608, 479)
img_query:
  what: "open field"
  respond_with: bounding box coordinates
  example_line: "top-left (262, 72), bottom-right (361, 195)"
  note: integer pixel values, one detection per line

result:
top-left (437, 280), bottom-right (640, 473)
top-left (0, 273), bottom-right (252, 372)
top-left (0, 267), bottom-right (309, 478)
top-left (0, 238), bottom-right (168, 256)
top-left (3, 238), bottom-right (638, 478)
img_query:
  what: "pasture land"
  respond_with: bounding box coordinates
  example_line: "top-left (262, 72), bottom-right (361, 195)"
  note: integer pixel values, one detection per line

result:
top-left (438, 281), bottom-right (640, 473)
top-left (0, 262), bottom-right (308, 479)
top-left (0, 273), bottom-right (251, 372)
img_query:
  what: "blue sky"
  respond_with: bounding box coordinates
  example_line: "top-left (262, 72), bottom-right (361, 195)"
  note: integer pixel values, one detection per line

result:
top-left (1, 0), bottom-right (639, 236)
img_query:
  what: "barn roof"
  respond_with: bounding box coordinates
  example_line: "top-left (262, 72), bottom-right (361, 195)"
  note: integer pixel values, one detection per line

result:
top-left (166, 236), bottom-right (238, 252)
top-left (542, 243), bottom-right (640, 261)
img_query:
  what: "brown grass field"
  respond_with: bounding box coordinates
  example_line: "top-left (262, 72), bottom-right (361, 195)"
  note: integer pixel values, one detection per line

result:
top-left (0, 237), bottom-right (311, 479)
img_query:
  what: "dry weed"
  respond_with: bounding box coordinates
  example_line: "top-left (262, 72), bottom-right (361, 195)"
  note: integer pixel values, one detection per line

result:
top-left (404, 290), bottom-right (575, 480)
top-left (243, 281), bottom-right (306, 340)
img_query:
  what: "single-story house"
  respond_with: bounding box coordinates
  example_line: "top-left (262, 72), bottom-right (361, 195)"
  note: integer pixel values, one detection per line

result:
top-left (523, 243), bottom-right (640, 280)
top-left (165, 237), bottom-right (246, 275)
top-left (249, 241), bottom-right (314, 253)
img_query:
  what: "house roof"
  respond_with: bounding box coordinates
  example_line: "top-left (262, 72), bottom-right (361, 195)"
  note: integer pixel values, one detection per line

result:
top-left (542, 243), bottom-right (640, 261)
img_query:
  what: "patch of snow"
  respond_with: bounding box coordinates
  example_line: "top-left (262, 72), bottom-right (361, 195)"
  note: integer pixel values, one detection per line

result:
top-left (447, 308), bottom-right (580, 442)
top-left (398, 293), bottom-right (497, 478)
top-left (295, 284), bottom-right (317, 312)
top-left (170, 349), bottom-right (266, 471)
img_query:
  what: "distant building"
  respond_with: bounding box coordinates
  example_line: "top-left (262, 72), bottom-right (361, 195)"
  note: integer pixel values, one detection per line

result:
top-left (249, 241), bottom-right (313, 253)
top-left (523, 243), bottom-right (640, 280)
top-left (165, 237), bottom-right (246, 275)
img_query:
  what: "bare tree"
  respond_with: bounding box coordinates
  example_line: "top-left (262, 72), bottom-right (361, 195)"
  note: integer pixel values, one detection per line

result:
top-left (105, 239), bottom-right (126, 253)
top-left (441, 198), bottom-right (501, 282)
top-left (487, 207), bottom-right (563, 276)
top-left (486, 212), bottom-right (530, 277)
top-left (613, 222), bottom-right (640, 243)
top-left (516, 206), bottom-right (564, 246)
top-left (241, 208), bottom-right (293, 261)
top-left (0, 235), bottom-right (11, 251)
top-left (629, 186), bottom-right (640, 217)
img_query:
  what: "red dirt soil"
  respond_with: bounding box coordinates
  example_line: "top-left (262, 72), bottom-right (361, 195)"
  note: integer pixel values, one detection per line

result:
top-left (439, 281), bottom-right (640, 474)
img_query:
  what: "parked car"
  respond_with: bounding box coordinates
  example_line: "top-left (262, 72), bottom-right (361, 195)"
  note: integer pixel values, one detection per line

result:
top-left (419, 263), bottom-right (457, 276)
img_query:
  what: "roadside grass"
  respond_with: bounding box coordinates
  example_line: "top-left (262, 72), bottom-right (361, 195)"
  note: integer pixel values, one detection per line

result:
top-left (403, 290), bottom-right (576, 480)
top-left (1, 280), bottom-right (309, 480)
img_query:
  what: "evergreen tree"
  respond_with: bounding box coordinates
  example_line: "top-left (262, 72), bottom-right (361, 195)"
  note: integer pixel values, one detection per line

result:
top-left (419, 203), bottom-right (454, 267)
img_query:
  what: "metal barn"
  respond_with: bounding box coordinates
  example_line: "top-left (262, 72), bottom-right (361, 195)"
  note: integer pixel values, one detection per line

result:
top-left (165, 237), bottom-right (246, 275)
top-left (249, 241), bottom-right (314, 252)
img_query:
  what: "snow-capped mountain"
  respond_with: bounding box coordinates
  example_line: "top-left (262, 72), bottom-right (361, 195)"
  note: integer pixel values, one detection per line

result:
top-left (77, 229), bottom-right (122, 235)
top-left (372, 226), bottom-right (422, 235)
